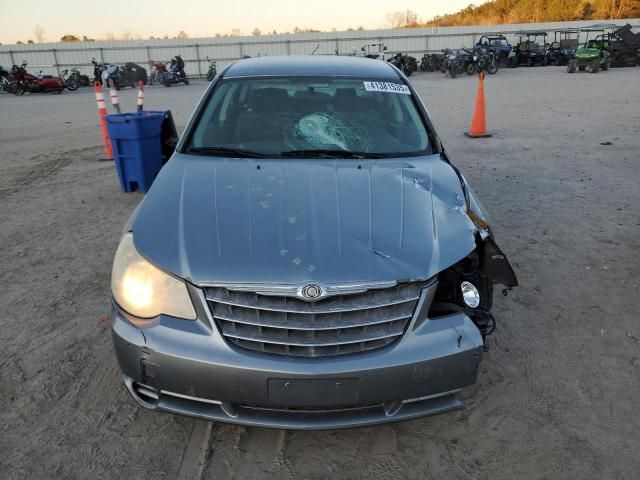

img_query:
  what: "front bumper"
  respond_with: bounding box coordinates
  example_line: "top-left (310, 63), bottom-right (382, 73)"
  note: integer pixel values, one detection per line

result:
top-left (111, 285), bottom-right (484, 429)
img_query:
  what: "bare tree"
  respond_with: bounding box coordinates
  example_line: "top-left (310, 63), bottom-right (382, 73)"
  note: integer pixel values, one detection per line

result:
top-left (34, 25), bottom-right (45, 43)
top-left (177, 30), bottom-right (189, 39)
top-left (252, 28), bottom-right (261, 36)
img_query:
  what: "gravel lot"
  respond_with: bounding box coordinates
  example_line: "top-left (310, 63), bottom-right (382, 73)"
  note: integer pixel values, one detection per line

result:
top-left (1, 66), bottom-right (639, 480)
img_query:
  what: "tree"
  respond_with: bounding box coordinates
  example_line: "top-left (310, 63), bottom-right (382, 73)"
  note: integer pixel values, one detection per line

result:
top-left (27, 39), bottom-right (34, 44)
top-left (177, 30), bottom-right (188, 39)
top-left (385, 10), bottom-right (419, 28)
top-left (60, 34), bottom-right (81, 42)
top-left (252, 28), bottom-right (261, 36)
top-left (230, 29), bottom-right (242, 36)
top-left (34, 25), bottom-right (45, 43)
top-left (82, 35), bottom-right (95, 42)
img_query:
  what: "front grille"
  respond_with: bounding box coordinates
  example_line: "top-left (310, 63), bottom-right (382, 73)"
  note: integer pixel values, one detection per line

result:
top-left (205, 283), bottom-right (424, 357)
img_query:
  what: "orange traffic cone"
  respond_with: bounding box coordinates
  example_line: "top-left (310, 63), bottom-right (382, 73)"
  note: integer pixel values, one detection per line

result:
top-left (94, 82), bottom-right (114, 159)
top-left (464, 72), bottom-right (492, 138)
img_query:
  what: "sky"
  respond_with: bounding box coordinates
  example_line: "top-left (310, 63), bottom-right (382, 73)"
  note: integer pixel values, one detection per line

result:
top-left (0, 0), bottom-right (484, 44)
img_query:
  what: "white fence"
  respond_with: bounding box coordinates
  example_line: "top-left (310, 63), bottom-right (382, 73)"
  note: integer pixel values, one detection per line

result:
top-left (1, 18), bottom-right (638, 77)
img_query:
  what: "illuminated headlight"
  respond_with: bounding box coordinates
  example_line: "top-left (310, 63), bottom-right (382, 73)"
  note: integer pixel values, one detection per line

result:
top-left (460, 281), bottom-right (480, 308)
top-left (111, 232), bottom-right (196, 320)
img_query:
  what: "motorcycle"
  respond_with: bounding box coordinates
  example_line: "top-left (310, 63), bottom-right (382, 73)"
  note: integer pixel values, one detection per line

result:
top-left (0, 65), bottom-right (15, 93)
top-left (419, 53), bottom-right (441, 72)
top-left (205, 57), bottom-right (217, 81)
top-left (163, 55), bottom-right (189, 87)
top-left (149, 60), bottom-right (167, 85)
top-left (11, 62), bottom-right (65, 95)
top-left (60, 67), bottom-right (81, 91)
top-left (91, 58), bottom-right (106, 83)
top-left (92, 58), bottom-right (130, 89)
top-left (466, 47), bottom-right (498, 75)
top-left (442, 49), bottom-right (465, 78)
top-left (387, 52), bottom-right (417, 77)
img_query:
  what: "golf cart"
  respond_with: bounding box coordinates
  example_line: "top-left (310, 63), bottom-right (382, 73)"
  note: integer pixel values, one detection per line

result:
top-left (509, 30), bottom-right (548, 67)
top-left (545, 29), bottom-right (580, 65)
top-left (608, 24), bottom-right (640, 67)
top-left (475, 34), bottom-right (512, 66)
top-left (356, 43), bottom-right (387, 60)
top-left (567, 25), bottom-right (613, 73)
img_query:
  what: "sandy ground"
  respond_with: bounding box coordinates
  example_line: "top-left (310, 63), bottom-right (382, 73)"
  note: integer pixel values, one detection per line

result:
top-left (1, 66), bottom-right (639, 480)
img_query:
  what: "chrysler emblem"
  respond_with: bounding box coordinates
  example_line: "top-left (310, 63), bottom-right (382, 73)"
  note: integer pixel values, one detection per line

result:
top-left (300, 284), bottom-right (323, 300)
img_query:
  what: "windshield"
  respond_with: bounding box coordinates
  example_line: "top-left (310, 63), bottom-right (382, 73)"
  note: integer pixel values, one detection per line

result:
top-left (186, 76), bottom-right (431, 158)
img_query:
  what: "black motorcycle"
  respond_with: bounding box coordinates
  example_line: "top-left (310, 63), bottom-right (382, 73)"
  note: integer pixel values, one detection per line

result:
top-left (0, 65), bottom-right (15, 93)
top-left (442, 49), bottom-right (465, 78)
top-left (466, 47), bottom-right (498, 75)
top-left (206, 56), bottom-right (217, 81)
top-left (387, 53), bottom-right (417, 77)
top-left (163, 55), bottom-right (189, 87)
top-left (419, 53), bottom-right (441, 72)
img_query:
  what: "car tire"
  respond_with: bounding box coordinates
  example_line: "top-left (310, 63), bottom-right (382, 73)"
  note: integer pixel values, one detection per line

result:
top-left (567, 60), bottom-right (577, 73)
top-left (590, 60), bottom-right (600, 73)
top-left (526, 57), bottom-right (534, 67)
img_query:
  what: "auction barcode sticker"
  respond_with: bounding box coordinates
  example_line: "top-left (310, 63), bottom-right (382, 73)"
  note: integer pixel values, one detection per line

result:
top-left (363, 81), bottom-right (411, 94)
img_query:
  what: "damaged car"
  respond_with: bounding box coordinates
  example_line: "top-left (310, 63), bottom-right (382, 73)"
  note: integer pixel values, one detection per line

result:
top-left (110, 55), bottom-right (518, 429)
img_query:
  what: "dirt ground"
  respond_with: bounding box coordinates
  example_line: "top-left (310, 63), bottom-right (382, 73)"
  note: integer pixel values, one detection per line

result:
top-left (1, 66), bottom-right (639, 480)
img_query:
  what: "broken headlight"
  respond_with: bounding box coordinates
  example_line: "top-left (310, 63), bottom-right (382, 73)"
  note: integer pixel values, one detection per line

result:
top-left (429, 250), bottom-right (495, 337)
top-left (111, 232), bottom-right (196, 320)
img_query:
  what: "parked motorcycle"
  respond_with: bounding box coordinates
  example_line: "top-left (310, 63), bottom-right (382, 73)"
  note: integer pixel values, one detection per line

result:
top-left (60, 67), bottom-right (80, 91)
top-left (205, 57), bottom-right (217, 81)
top-left (419, 53), bottom-right (441, 72)
top-left (465, 47), bottom-right (498, 75)
top-left (163, 55), bottom-right (189, 87)
top-left (442, 49), bottom-right (464, 78)
top-left (0, 65), bottom-right (15, 93)
top-left (91, 58), bottom-right (106, 83)
top-left (92, 58), bottom-right (131, 89)
top-left (387, 53), bottom-right (417, 77)
top-left (149, 60), bottom-right (167, 85)
top-left (11, 62), bottom-right (65, 95)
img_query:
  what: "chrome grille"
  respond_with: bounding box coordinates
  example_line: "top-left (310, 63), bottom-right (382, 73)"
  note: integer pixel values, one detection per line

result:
top-left (205, 282), bottom-right (423, 358)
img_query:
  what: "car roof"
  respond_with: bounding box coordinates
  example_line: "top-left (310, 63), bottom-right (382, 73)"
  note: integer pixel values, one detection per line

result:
top-left (223, 55), bottom-right (400, 79)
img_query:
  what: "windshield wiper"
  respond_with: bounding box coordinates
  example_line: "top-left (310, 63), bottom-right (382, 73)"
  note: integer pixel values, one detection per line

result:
top-left (185, 146), bottom-right (268, 158)
top-left (279, 149), bottom-right (389, 159)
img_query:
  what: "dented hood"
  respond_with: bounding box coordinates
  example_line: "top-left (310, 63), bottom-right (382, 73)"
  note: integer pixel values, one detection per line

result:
top-left (131, 153), bottom-right (478, 286)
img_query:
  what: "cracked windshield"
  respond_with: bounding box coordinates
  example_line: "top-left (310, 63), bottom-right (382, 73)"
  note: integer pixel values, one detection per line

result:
top-left (188, 76), bottom-right (430, 156)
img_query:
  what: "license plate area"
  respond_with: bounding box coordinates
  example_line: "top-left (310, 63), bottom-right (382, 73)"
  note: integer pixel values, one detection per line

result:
top-left (268, 378), bottom-right (359, 407)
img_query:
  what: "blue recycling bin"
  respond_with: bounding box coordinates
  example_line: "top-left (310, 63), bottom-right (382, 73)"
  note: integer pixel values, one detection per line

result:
top-left (105, 111), bottom-right (168, 193)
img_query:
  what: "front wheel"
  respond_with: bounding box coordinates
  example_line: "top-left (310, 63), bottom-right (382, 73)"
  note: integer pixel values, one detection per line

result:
top-left (589, 60), bottom-right (600, 73)
top-left (65, 78), bottom-right (79, 91)
top-left (486, 60), bottom-right (498, 74)
top-left (14, 81), bottom-right (26, 96)
top-left (567, 60), bottom-right (577, 73)
top-left (466, 62), bottom-right (476, 75)
top-left (449, 67), bottom-right (458, 79)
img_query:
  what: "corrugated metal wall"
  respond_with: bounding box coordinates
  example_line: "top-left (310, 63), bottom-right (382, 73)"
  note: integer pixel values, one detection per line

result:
top-left (1, 19), bottom-right (638, 77)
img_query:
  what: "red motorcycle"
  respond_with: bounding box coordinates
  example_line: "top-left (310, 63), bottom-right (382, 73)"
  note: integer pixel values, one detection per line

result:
top-left (12, 62), bottom-right (65, 95)
top-left (148, 60), bottom-right (167, 85)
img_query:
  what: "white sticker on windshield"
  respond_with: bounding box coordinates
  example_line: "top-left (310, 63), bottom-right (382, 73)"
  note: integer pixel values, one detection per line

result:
top-left (363, 81), bottom-right (411, 95)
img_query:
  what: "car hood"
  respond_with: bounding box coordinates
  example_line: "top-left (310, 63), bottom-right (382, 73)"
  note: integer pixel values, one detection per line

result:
top-left (131, 153), bottom-right (478, 286)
